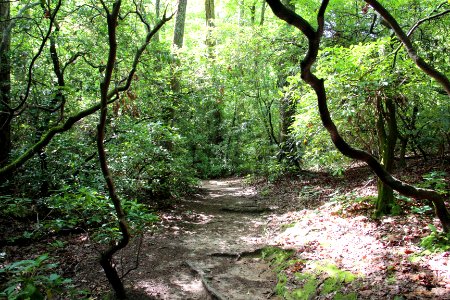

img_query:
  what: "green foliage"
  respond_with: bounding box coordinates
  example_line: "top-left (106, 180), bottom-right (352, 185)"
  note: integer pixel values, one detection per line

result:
top-left (420, 171), bottom-right (448, 195)
top-left (420, 224), bottom-right (450, 252)
top-left (291, 273), bottom-right (317, 300)
top-left (0, 254), bottom-right (84, 300)
top-left (411, 205), bottom-right (433, 215)
top-left (40, 187), bottom-right (158, 243)
top-left (262, 247), bottom-right (358, 299)
top-left (108, 120), bottom-right (199, 198)
top-left (0, 196), bottom-right (34, 219)
top-left (262, 247), bottom-right (296, 272)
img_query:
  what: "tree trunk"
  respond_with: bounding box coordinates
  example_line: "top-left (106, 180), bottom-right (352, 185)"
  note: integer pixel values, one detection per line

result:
top-left (205, 0), bottom-right (223, 145)
top-left (173, 0), bottom-right (187, 49)
top-left (398, 105), bottom-right (418, 168)
top-left (260, 0), bottom-right (267, 25)
top-left (250, 1), bottom-right (257, 24)
top-left (398, 135), bottom-right (408, 169)
top-left (276, 1), bottom-right (298, 168)
top-left (205, 0), bottom-right (215, 57)
top-left (238, 0), bottom-right (245, 26)
top-left (166, 0), bottom-right (188, 152)
top-left (278, 83), bottom-right (299, 168)
top-left (277, 51), bottom-right (300, 168)
top-left (0, 0), bottom-right (11, 173)
top-left (376, 97), bottom-right (397, 216)
top-left (154, 0), bottom-right (161, 42)
top-left (97, 2), bottom-right (130, 299)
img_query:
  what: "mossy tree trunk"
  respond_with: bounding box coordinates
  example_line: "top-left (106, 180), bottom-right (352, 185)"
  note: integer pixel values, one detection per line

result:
top-left (0, 0), bottom-right (11, 181)
top-left (376, 96), bottom-right (397, 216)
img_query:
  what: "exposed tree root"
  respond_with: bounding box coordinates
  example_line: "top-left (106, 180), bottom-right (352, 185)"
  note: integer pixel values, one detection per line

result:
top-left (184, 261), bottom-right (227, 300)
top-left (209, 247), bottom-right (265, 261)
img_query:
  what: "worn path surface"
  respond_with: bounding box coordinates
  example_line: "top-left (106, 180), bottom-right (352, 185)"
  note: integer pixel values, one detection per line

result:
top-left (123, 178), bottom-right (280, 299)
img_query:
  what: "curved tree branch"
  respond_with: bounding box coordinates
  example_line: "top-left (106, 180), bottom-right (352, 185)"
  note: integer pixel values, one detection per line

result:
top-left (266, 0), bottom-right (450, 232)
top-left (0, 9), bottom-right (172, 177)
top-left (407, 9), bottom-right (450, 37)
top-left (96, 1), bottom-right (130, 298)
top-left (364, 0), bottom-right (450, 96)
top-left (13, 0), bottom-right (62, 113)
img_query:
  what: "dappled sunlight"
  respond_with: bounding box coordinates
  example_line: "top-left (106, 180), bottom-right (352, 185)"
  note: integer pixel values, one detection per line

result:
top-left (171, 273), bottom-right (204, 293)
top-left (189, 212), bottom-right (215, 225)
top-left (160, 210), bottom-right (215, 227)
top-left (268, 200), bottom-right (450, 298)
top-left (275, 211), bottom-right (384, 275)
top-left (202, 179), bottom-right (258, 198)
top-left (135, 279), bottom-right (171, 297)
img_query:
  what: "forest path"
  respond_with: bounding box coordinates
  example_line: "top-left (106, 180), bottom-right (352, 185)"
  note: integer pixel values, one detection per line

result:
top-left (125, 178), bottom-right (280, 299)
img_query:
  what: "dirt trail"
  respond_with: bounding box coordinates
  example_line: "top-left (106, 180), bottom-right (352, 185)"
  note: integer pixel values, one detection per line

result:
top-left (124, 178), bottom-right (279, 299)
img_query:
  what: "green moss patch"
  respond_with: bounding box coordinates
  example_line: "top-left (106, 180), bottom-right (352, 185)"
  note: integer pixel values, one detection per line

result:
top-left (262, 247), bottom-right (359, 299)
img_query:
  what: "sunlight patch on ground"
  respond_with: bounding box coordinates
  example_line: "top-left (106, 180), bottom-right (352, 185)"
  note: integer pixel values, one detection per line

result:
top-left (135, 279), bottom-right (171, 297)
top-left (274, 210), bottom-right (385, 276)
top-left (267, 200), bottom-right (450, 297)
top-left (202, 179), bottom-right (258, 197)
top-left (189, 213), bottom-right (214, 224)
top-left (172, 273), bottom-right (204, 293)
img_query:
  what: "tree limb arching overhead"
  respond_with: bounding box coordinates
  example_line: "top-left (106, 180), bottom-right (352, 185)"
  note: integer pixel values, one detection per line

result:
top-left (265, 0), bottom-right (450, 232)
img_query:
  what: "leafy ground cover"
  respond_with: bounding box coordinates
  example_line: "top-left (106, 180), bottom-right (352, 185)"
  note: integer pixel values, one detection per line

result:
top-left (259, 157), bottom-right (450, 299)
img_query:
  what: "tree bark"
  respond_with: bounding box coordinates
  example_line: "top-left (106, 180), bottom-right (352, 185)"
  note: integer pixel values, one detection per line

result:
top-left (260, 0), bottom-right (266, 25)
top-left (173, 0), bottom-right (187, 49)
top-left (97, 1), bottom-right (129, 298)
top-left (167, 0), bottom-right (188, 151)
top-left (278, 77), bottom-right (299, 168)
top-left (376, 97), bottom-right (397, 216)
top-left (0, 0), bottom-right (11, 172)
top-left (205, 0), bottom-right (222, 144)
top-left (205, 0), bottom-right (215, 57)
top-left (266, 0), bottom-right (450, 233)
top-left (238, 0), bottom-right (245, 26)
top-left (0, 2), bottom-right (40, 175)
top-left (250, 1), bottom-right (257, 24)
top-left (398, 105), bottom-right (418, 168)
top-left (154, 0), bottom-right (161, 42)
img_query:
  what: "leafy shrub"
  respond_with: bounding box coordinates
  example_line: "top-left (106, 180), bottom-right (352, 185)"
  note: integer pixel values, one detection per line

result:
top-left (420, 171), bottom-right (448, 195)
top-left (0, 196), bottom-right (34, 219)
top-left (0, 254), bottom-right (84, 299)
top-left (420, 224), bottom-right (450, 253)
top-left (108, 121), bottom-right (200, 198)
top-left (41, 187), bottom-right (159, 243)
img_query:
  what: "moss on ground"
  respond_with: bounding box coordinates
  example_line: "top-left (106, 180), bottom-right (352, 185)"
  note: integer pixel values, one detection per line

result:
top-left (262, 246), bottom-right (358, 300)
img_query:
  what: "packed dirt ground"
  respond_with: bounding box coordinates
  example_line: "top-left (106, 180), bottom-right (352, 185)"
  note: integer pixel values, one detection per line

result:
top-left (1, 157), bottom-right (450, 299)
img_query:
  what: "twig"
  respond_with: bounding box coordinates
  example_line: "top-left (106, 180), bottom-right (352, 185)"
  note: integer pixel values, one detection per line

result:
top-left (120, 234), bottom-right (144, 279)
